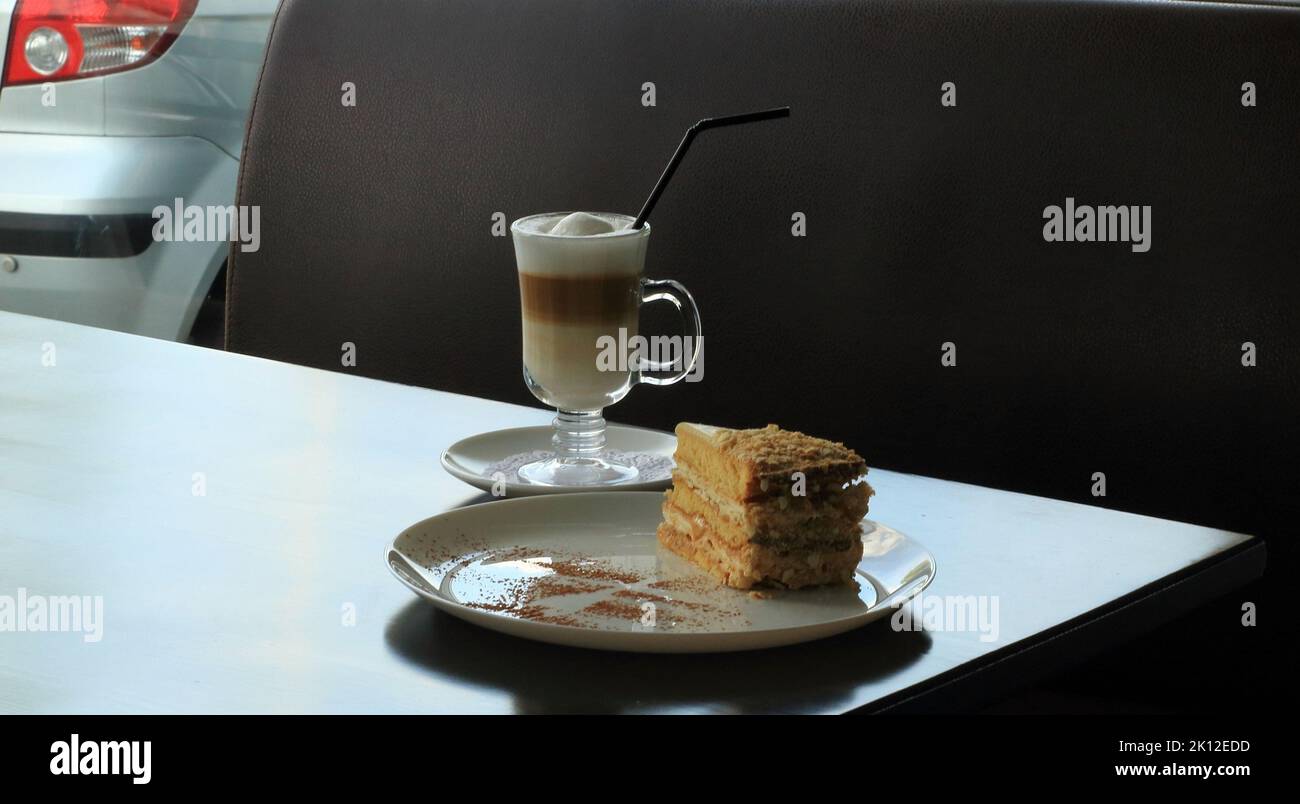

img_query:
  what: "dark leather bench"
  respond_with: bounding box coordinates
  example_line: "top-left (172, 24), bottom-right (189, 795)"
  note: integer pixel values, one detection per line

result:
top-left (227, 0), bottom-right (1296, 708)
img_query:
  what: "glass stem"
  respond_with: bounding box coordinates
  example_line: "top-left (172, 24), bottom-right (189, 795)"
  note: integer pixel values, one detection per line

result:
top-left (553, 409), bottom-right (607, 463)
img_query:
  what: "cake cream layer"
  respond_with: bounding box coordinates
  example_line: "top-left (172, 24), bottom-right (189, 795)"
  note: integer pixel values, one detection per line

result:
top-left (665, 475), bottom-right (867, 549)
top-left (658, 504), bottom-right (864, 590)
top-left (674, 422), bottom-right (869, 501)
top-left (670, 464), bottom-right (872, 528)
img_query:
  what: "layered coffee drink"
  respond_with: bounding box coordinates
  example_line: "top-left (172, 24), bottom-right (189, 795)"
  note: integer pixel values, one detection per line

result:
top-left (511, 211), bottom-right (700, 486)
top-left (514, 212), bottom-right (647, 411)
top-left (504, 109), bottom-right (781, 487)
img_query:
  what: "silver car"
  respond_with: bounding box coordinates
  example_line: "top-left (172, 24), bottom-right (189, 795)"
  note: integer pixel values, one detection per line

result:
top-left (0, 0), bottom-right (277, 341)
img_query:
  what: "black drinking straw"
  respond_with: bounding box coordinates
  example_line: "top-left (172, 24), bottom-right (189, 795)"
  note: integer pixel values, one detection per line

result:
top-left (631, 106), bottom-right (791, 230)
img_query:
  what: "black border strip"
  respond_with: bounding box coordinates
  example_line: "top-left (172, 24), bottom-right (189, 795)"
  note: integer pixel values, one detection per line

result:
top-left (0, 212), bottom-right (155, 258)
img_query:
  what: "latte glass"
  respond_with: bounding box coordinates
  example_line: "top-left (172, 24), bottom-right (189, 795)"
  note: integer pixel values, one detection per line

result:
top-left (512, 212), bottom-right (701, 486)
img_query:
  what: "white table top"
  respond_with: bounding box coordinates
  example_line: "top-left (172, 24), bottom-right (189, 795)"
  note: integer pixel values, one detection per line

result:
top-left (0, 311), bottom-right (1259, 713)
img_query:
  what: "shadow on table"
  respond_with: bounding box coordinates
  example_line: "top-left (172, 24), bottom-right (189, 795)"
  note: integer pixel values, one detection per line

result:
top-left (448, 492), bottom-right (496, 508)
top-left (384, 600), bottom-right (931, 714)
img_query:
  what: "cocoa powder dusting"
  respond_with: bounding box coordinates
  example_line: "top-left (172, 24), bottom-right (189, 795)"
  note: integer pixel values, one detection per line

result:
top-left (544, 559), bottom-right (642, 585)
top-left (612, 588), bottom-right (710, 612)
top-left (581, 600), bottom-right (646, 621)
top-left (410, 537), bottom-right (752, 630)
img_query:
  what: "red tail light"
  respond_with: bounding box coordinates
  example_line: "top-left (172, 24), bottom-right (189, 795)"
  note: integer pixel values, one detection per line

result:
top-left (3, 0), bottom-right (198, 86)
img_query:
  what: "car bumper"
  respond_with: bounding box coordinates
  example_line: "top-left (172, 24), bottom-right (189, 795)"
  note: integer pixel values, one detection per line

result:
top-left (0, 133), bottom-right (238, 340)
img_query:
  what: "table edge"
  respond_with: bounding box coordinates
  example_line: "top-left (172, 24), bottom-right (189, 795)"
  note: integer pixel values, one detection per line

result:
top-left (858, 537), bottom-right (1267, 714)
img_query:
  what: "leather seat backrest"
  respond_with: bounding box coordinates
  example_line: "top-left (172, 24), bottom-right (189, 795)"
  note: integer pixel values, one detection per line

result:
top-left (228, 0), bottom-right (1300, 540)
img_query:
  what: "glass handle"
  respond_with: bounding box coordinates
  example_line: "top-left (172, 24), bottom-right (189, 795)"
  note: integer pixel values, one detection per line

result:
top-left (635, 277), bottom-right (702, 386)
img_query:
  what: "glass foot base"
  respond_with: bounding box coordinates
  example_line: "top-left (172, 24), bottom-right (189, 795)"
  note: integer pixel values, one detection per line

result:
top-left (517, 456), bottom-right (640, 487)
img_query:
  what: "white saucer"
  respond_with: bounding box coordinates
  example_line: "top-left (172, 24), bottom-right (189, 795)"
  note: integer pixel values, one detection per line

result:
top-left (440, 424), bottom-right (676, 496)
top-left (386, 491), bottom-right (936, 653)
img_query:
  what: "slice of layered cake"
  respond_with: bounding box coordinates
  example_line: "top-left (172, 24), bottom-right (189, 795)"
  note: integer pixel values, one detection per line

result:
top-left (658, 423), bottom-right (874, 590)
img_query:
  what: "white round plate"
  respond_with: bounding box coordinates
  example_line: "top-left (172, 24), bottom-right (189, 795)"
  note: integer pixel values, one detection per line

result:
top-left (440, 424), bottom-right (676, 496)
top-left (386, 491), bottom-right (936, 653)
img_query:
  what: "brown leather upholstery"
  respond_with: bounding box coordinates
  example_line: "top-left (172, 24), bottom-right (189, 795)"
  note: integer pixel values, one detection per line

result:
top-left (228, 0), bottom-right (1298, 548)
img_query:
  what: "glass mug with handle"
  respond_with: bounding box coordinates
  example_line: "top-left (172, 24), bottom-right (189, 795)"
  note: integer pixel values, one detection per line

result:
top-left (511, 211), bottom-right (702, 486)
